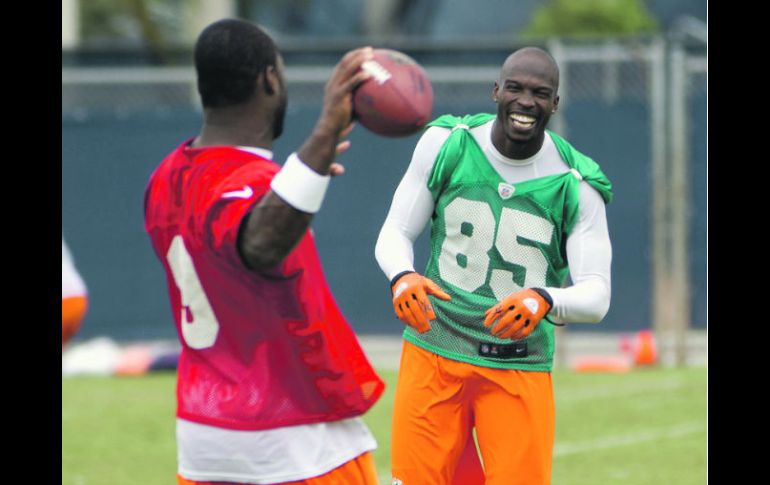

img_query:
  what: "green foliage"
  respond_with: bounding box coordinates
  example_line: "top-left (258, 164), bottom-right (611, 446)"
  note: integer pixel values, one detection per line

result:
top-left (79, 0), bottom-right (189, 48)
top-left (522, 0), bottom-right (660, 38)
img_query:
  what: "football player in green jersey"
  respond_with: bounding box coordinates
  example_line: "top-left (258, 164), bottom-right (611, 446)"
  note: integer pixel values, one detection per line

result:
top-left (376, 47), bottom-right (613, 485)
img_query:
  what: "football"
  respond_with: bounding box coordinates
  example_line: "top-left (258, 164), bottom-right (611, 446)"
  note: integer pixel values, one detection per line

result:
top-left (353, 49), bottom-right (433, 137)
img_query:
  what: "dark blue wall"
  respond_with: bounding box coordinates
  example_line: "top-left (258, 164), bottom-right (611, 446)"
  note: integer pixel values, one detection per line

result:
top-left (63, 94), bottom-right (706, 341)
top-left (564, 99), bottom-right (653, 331)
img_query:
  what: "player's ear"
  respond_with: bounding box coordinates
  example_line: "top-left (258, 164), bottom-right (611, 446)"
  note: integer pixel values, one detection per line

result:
top-left (493, 82), bottom-right (500, 102)
top-left (552, 95), bottom-right (560, 113)
top-left (263, 66), bottom-right (277, 96)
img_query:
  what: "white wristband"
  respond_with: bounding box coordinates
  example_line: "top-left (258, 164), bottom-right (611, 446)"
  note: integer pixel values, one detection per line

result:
top-left (270, 152), bottom-right (331, 213)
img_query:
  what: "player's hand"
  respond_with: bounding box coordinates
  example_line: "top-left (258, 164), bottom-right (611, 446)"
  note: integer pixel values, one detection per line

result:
top-left (391, 272), bottom-right (451, 333)
top-left (329, 123), bottom-right (356, 176)
top-left (299, 50), bottom-right (371, 174)
top-left (319, 47), bottom-right (374, 137)
top-left (483, 288), bottom-right (553, 340)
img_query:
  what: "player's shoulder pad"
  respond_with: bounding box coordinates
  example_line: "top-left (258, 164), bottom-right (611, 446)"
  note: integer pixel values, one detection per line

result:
top-left (547, 130), bottom-right (614, 205)
top-left (425, 114), bottom-right (493, 196)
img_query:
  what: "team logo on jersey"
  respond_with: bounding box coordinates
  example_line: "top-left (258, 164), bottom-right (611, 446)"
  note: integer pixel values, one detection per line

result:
top-left (392, 479), bottom-right (404, 485)
top-left (498, 182), bottom-right (515, 199)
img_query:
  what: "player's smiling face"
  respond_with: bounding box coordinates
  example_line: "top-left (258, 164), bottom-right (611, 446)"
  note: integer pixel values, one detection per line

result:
top-left (492, 52), bottom-right (559, 155)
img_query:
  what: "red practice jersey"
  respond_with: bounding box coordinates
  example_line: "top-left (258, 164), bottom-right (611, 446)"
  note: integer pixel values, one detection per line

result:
top-left (144, 140), bottom-right (384, 430)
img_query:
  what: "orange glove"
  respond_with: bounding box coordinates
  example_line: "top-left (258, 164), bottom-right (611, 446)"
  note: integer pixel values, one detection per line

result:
top-left (483, 288), bottom-right (553, 340)
top-left (391, 271), bottom-right (451, 333)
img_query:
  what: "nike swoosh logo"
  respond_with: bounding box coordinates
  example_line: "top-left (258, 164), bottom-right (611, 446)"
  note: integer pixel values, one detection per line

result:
top-left (222, 186), bottom-right (254, 199)
top-left (393, 282), bottom-right (408, 299)
top-left (523, 297), bottom-right (539, 314)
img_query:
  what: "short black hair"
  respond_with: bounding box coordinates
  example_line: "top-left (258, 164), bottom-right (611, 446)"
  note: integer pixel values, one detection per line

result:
top-left (194, 19), bottom-right (278, 108)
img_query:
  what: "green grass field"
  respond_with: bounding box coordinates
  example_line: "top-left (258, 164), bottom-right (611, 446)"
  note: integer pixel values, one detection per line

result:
top-left (62, 367), bottom-right (706, 485)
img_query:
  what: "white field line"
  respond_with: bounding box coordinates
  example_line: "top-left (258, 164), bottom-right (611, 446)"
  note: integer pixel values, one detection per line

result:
top-left (556, 378), bottom-right (692, 402)
top-left (376, 422), bottom-right (705, 481)
top-left (554, 421), bottom-right (706, 457)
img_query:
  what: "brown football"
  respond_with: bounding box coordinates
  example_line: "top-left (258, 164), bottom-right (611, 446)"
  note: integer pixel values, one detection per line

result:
top-left (353, 49), bottom-right (433, 137)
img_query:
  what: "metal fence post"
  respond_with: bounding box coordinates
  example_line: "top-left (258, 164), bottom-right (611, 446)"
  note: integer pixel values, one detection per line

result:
top-left (649, 37), bottom-right (672, 364)
top-left (669, 40), bottom-right (692, 367)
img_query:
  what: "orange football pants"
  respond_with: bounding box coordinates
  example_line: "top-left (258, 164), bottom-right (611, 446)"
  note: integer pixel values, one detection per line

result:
top-left (62, 295), bottom-right (88, 345)
top-left (176, 451), bottom-right (378, 485)
top-left (392, 340), bottom-right (555, 485)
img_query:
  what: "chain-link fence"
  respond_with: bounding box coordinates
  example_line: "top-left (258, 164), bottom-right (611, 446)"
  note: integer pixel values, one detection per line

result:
top-left (62, 37), bottom-right (706, 365)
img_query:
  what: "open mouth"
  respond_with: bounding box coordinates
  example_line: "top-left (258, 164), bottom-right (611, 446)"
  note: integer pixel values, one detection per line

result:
top-left (509, 113), bottom-right (537, 130)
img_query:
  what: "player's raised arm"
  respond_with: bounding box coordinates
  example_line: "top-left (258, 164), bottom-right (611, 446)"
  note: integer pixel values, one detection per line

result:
top-left (238, 47), bottom-right (373, 272)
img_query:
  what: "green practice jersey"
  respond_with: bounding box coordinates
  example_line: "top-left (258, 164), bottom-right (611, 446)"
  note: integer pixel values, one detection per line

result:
top-left (404, 113), bottom-right (612, 371)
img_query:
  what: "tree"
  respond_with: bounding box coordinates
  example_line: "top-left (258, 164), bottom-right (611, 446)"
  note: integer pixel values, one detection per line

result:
top-left (79, 0), bottom-right (191, 64)
top-left (522, 0), bottom-right (660, 38)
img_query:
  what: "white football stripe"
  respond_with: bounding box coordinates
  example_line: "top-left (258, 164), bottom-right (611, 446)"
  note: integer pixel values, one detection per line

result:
top-left (554, 421), bottom-right (705, 457)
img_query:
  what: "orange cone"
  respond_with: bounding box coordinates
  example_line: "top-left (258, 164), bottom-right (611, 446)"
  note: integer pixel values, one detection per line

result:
top-left (571, 355), bottom-right (632, 373)
top-left (114, 346), bottom-right (153, 376)
top-left (633, 330), bottom-right (658, 366)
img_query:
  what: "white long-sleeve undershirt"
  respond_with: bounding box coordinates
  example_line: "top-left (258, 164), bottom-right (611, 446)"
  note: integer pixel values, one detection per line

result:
top-left (375, 121), bottom-right (612, 324)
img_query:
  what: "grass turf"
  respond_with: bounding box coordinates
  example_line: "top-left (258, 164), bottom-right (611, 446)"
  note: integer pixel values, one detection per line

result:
top-left (62, 366), bottom-right (705, 485)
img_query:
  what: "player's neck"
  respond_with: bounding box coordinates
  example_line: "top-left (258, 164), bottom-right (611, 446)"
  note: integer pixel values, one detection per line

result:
top-left (194, 107), bottom-right (274, 150)
top-left (500, 135), bottom-right (544, 160)
top-left (491, 122), bottom-right (545, 160)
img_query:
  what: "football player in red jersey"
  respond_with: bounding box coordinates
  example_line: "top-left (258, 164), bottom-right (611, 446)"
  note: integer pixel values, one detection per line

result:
top-left (144, 19), bottom-right (384, 485)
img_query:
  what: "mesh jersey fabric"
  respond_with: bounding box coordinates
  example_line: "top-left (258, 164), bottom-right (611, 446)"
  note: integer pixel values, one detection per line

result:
top-left (144, 140), bottom-right (384, 430)
top-left (403, 114), bottom-right (612, 370)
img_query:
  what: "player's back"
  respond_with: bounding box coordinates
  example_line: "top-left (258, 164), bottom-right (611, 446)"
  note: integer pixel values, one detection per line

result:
top-left (144, 142), bottom-right (299, 428)
top-left (143, 142), bottom-right (384, 430)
